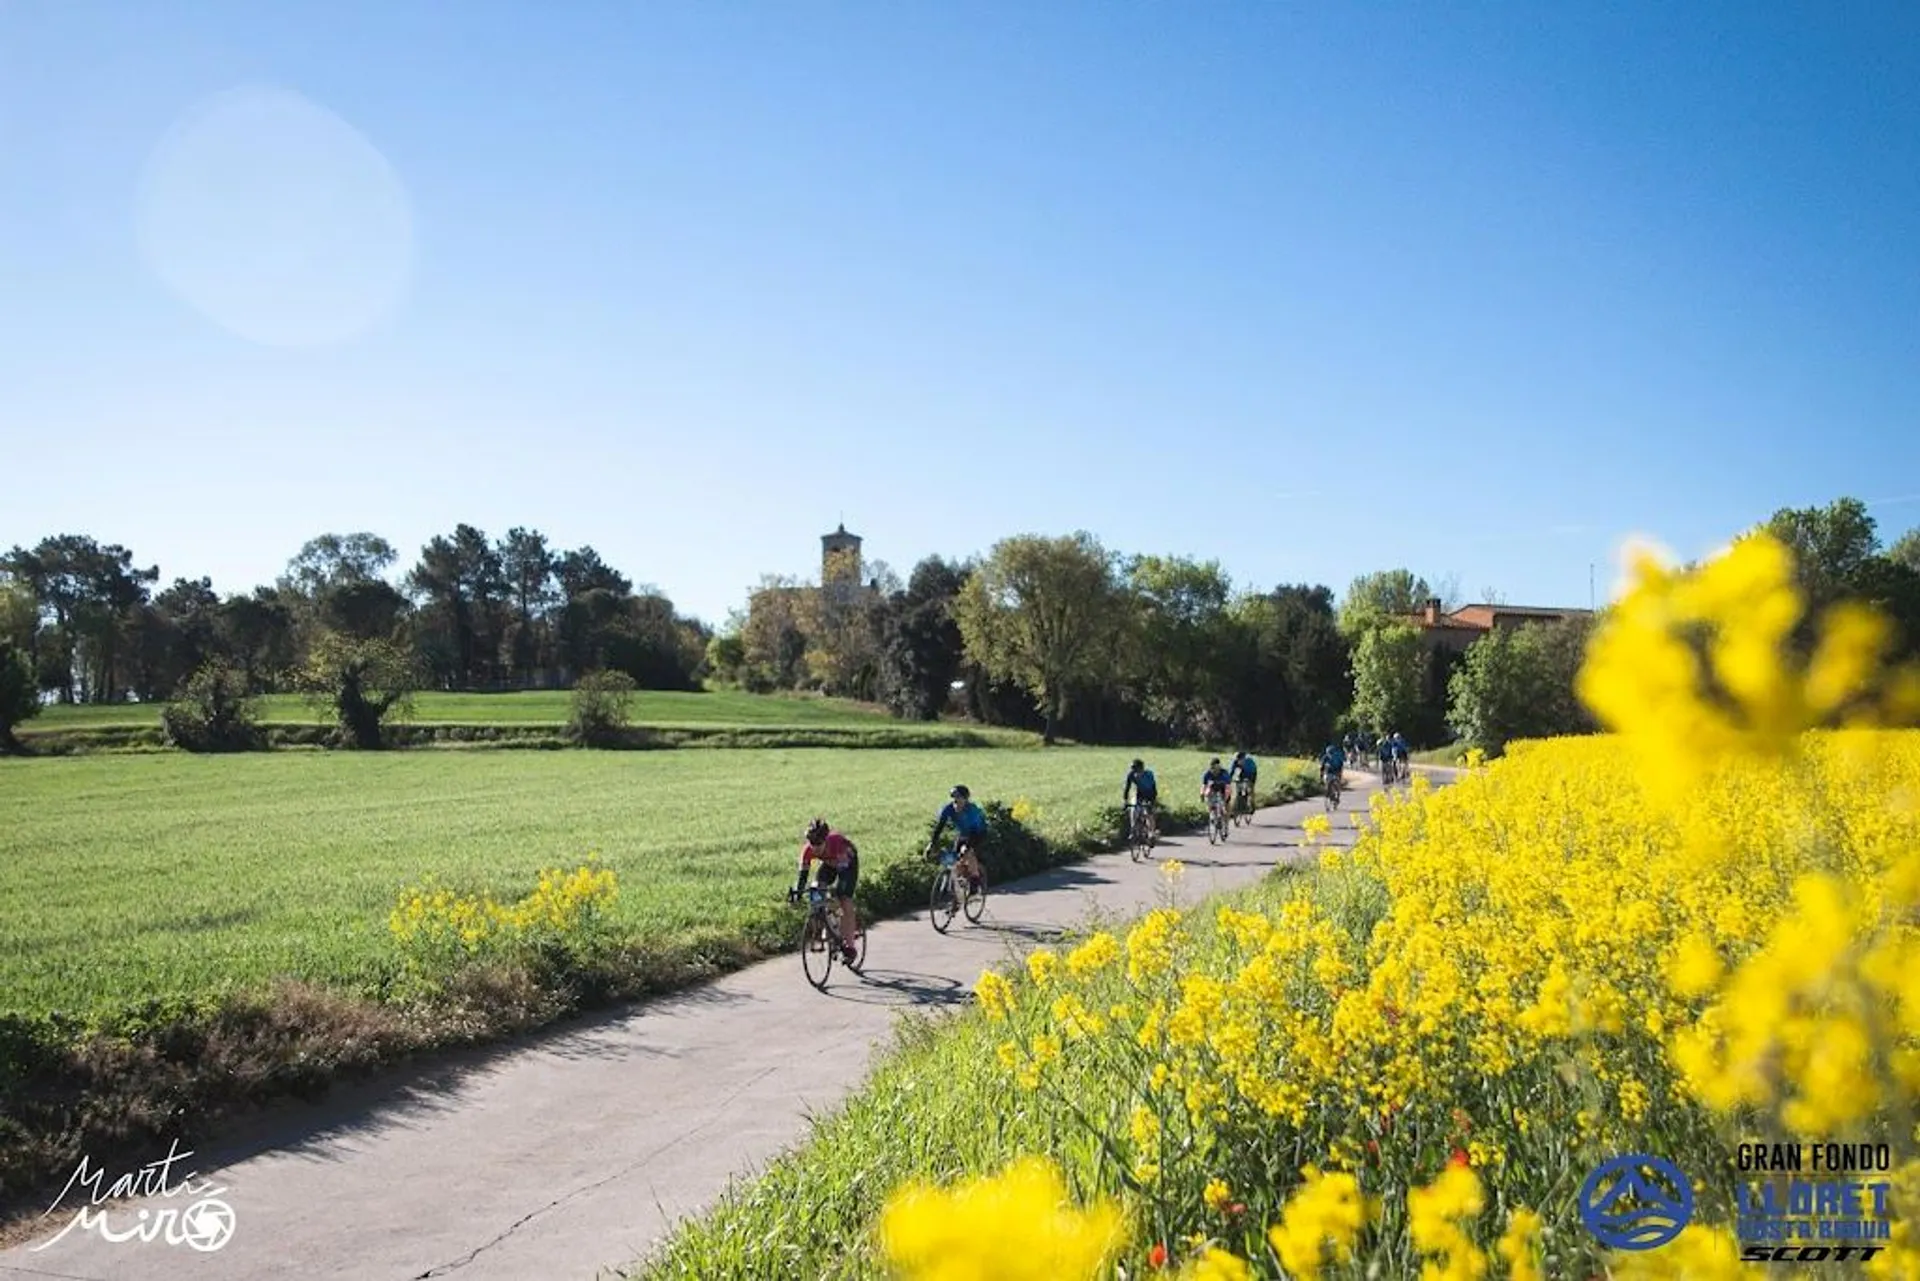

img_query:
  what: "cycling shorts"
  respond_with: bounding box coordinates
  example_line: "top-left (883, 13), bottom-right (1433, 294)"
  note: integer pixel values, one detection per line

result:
top-left (814, 854), bottom-right (859, 899)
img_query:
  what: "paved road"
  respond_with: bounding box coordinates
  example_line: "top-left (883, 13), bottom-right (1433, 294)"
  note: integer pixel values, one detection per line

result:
top-left (2, 773), bottom-right (1404, 1281)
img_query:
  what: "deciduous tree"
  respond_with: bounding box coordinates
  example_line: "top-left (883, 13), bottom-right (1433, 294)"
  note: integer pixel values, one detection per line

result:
top-left (954, 533), bottom-right (1126, 744)
top-left (1351, 623), bottom-right (1426, 740)
top-left (297, 632), bottom-right (420, 749)
top-left (1338, 569), bottom-right (1433, 635)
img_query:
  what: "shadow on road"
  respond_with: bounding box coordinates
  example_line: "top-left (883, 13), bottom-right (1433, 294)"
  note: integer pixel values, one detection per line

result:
top-left (825, 968), bottom-right (969, 1008)
top-left (958, 918), bottom-right (1072, 947)
top-left (976, 862), bottom-right (1111, 901)
top-left (108, 975), bottom-right (759, 1189)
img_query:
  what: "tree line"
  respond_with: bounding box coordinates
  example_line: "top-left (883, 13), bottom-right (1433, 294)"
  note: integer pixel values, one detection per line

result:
top-left (0, 527), bottom-right (710, 747)
top-left (3, 496), bottom-right (1914, 755)
top-left (709, 496), bottom-right (1920, 756)
top-left (713, 538), bottom-right (1451, 753)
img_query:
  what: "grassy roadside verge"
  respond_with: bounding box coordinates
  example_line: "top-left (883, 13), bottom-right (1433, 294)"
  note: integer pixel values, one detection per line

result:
top-left (0, 767), bottom-right (1317, 1221)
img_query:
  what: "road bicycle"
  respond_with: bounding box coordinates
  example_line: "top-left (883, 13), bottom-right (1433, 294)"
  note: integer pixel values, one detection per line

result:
top-left (928, 844), bottom-right (986, 933)
top-left (1205, 790), bottom-right (1231, 843)
top-left (795, 885), bottom-right (865, 990)
top-left (1231, 777), bottom-right (1254, 827)
top-left (1125, 801), bottom-right (1157, 861)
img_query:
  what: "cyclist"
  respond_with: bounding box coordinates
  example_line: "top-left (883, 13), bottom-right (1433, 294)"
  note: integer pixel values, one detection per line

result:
top-left (926, 784), bottom-right (988, 892)
top-left (1390, 730), bottom-right (1410, 780)
top-left (1229, 749), bottom-right (1258, 816)
top-left (1319, 740), bottom-right (1347, 795)
top-left (789, 818), bottom-right (859, 964)
top-left (1123, 758), bottom-right (1159, 845)
top-left (1201, 757), bottom-right (1233, 825)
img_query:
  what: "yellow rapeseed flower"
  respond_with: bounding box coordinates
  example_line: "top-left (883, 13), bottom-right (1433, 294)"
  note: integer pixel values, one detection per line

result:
top-left (878, 1157), bottom-right (1126, 1281)
top-left (1174, 1247), bottom-right (1251, 1281)
top-left (1066, 932), bottom-right (1120, 978)
top-left (1269, 1166), bottom-right (1366, 1280)
top-left (1495, 1207), bottom-right (1542, 1281)
top-left (975, 969), bottom-right (1016, 1020)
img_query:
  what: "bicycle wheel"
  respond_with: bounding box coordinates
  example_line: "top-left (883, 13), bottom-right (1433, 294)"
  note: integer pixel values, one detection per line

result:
top-left (1128, 814), bottom-right (1145, 862)
top-left (930, 869), bottom-right (957, 933)
top-left (800, 912), bottom-right (834, 990)
top-left (961, 868), bottom-right (986, 923)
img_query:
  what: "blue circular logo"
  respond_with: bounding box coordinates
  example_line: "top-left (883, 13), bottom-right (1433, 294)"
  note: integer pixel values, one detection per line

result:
top-left (1578, 1154), bottom-right (1693, 1250)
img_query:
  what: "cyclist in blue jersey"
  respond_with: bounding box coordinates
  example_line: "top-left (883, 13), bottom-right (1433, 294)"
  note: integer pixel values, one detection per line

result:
top-left (1229, 750), bottom-right (1259, 817)
top-left (1201, 757), bottom-right (1232, 825)
top-left (1319, 740), bottom-right (1347, 792)
top-left (926, 785), bottom-right (988, 890)
top-left (1123, 758), bottom-right (1159, 845)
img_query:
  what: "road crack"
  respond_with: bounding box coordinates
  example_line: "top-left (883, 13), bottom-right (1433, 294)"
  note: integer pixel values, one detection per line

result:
top-left (411, 1063), bottom-right (782, 1279)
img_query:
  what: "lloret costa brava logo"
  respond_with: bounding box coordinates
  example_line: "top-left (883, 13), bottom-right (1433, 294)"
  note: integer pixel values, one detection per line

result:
top-left (1735, 1141), bottom-right (1894, 1265)
top-left (31, 1140), bottom-right (237, 1253)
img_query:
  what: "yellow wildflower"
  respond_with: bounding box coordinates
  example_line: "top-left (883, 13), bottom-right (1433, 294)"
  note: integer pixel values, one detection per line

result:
top-left (878, 1157), bottom-right (1126, 1281)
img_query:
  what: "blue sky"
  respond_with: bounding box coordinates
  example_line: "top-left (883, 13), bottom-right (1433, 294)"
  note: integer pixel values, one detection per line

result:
top-left (3, 1), bottom-right (1917, 625)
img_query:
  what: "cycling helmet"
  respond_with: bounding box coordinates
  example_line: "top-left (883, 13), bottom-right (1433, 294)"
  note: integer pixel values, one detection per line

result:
top-left (950, 785), bottom-right (970, 801)
top-left (805, 817), bottom-right (829, 845)
top-left (1210, 757), bottom-right (1221, 767)
top-left (1131, 759), bottom-right (1144, 771)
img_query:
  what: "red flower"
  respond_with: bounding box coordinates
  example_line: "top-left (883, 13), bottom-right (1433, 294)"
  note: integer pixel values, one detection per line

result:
top-left (1149, 1242), bottom-right (1169, 1269)
top-left (1449, 1147), bottom-right (1471, 1169)
top-left (1227, 1202), bottom-right (1247, 1217)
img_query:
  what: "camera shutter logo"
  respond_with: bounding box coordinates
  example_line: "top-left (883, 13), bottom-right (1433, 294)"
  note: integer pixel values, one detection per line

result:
top-left (178, 1197), bottom-right (237, 1252)
top-left (1578, 1154), bottom-right (1693, 1251)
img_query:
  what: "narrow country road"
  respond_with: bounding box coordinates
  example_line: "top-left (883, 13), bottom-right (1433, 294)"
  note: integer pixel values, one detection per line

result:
top-left (2, 772), bottom-right (1422, 1281)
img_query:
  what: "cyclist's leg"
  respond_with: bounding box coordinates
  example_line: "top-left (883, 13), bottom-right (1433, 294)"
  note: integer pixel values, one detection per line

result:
top-left (960, 838), bottom-right (983, 886)
top-left (836, 859), bottom-right (859, 949)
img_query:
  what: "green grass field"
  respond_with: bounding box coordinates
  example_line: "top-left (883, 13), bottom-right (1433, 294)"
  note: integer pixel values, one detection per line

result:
top-left (25, 688), bottom-right (905, 731)
top-left (0, 747), bottom-right (1252, 1018)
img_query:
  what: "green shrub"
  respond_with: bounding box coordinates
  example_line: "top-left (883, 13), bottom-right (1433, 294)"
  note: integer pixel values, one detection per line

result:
top-left (161, 659), bottom-right (262, 752)
top-left (568, 669), bottom-right (638, 746)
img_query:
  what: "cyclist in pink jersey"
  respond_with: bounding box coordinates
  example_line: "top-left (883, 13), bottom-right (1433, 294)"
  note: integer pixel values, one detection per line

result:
top-left (789, 818), bottom-right (860, 963)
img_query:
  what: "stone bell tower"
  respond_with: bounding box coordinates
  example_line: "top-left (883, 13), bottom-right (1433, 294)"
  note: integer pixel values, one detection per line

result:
top-left (821, 523), bottom-right (863, 604)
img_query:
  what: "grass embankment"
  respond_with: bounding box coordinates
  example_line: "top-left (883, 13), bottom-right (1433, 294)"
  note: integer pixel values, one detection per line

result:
top-left (637, 732), bottom-right (1920, 1279)
top-left (18, 688), bottom-right (1042, 752)
top-left (0, 746), bottom-right (1316, 1211)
